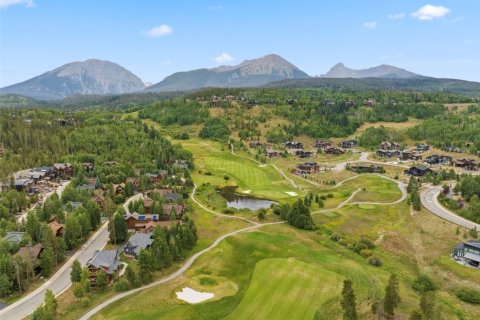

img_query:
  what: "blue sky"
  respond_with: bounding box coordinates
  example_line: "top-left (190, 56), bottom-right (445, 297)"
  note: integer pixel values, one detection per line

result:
top-left (1, 0), bottom-right (479, 87)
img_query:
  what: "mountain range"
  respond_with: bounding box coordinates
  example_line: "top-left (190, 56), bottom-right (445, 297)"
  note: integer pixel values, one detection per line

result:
top-left (322, 63), bottom-right (421, 79)
top-left (1, 55), bottom-right (479, 100)
top-left (0, 59), bottom-right (145, 100)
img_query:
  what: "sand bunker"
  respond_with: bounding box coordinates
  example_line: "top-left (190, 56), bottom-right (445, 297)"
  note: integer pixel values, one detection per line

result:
top-left (242, 190), bottom-right (252, 194)
top-left (285, 192), bottom-right (297, 196)
top-left (176, 287), bottom-right (214, 304)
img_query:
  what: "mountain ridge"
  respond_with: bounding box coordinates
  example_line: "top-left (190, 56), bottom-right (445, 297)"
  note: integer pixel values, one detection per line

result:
top-left (0, 59), bottom-right (146, 100)
top-left (146, 54), bottom-right (309, 92)
top-left (322, 63), bottom-right (421, 79)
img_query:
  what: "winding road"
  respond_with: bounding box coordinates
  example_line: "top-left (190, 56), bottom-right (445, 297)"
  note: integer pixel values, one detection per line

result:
top-left (420, 186), bottom-right (480, 230)
top-left (79, 186), bottom-right (283, 320)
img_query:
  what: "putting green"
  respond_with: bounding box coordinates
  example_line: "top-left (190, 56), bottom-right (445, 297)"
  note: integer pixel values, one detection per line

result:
top-left (224, 258), bottom-right (343, 320)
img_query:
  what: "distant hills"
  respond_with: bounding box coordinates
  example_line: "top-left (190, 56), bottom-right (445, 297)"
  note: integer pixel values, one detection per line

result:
top-left (264, 77), bottom-right (480, 97)
top-left (0, 59), bottom-right (145, 100)
top-left (322, 63), bottom-right (421, 79)
top-left (1, 56), bottom-right (479, 101)
top-left (146, 54), bottom-right (309, 92)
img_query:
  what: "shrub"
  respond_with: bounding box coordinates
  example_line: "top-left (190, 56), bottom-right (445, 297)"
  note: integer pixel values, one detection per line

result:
top-left (223, 175), bottom-right (229, 180)
top-left (368, 256), bottom-right (383, 267)
top-left (360, 236), bottom-right (376, 249)
top-left (114, 280), bottom-right (129, 292)
top-left (353, 242), bottom-right (368, 253)
top-left (319, 195), bottom-right (327, 200)
top-left (204, 171), bottom-right (212, 176)
top-left (360, 249), bottom-right (372, 257)
top-left (456, 287), bottom-right (480, 304)
top-left (80, 298), bottom-right (91, 308)
top-left (330, 233), bottom-right (342, 242)
top-left (412, 274), bottom-right (437, 293)
top-left (221, 208), bottom-right (235, 214)
top-left (326, 193), bottom-right (334, 198)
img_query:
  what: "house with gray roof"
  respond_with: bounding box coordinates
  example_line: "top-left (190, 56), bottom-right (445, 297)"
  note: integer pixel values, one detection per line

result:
top-left (86, 249), bottom-right (121, 285)
top-left (124, 232), bottom-right (154, 259)
top-left (452, 240), bottom-right (480, 269)
top-left (3, 231), bottom-right (25, 245)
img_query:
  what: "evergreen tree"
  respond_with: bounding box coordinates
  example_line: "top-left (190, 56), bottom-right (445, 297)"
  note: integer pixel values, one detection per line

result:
top-left (125, 264), bottom-right (138, 288)
top-left (80, 268), bottom-right (90, 293)
top-left (341, 279), bottom-right (358, 320)
top-left (96, 269), bottom-right (107, 291)
top-left (25, 211), bottom-right (42, 243)
top-left (138, 249), bottom-right (154, 284)
top-left (40, 248), bottom-right (54, 277)
top-left (384, 274), bottom-right (401, 319)
top-left (109, 212), bottom-right (127, 244)
top-left (70, 260), bottom-right (82, 283)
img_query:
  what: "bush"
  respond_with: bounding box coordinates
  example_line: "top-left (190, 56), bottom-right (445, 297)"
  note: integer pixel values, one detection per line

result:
top-left (330, 233), bottom-right (342, 242)
top-left (223, 175), bottom-right (229, 180)
top-left (456, 287), bottom-right (480, 304)
top-left (368, 256), bottom-right (383, 267)
top-left (204, 171), bottom-right (212, 176)
top-left (80, 298), bottom-right (91, 308)
top-left (412, 274), bottom-right (437, 293)
top-left (326, 193), bottom-right (334, 198)
top-left (360, 236), bottom-right (376, 249)
top-left (114, 279), bottom-right (129, 292)
top-left (353, 242), bottom-right (368, 253)
top-left (221, 208), bottom-right (235, 214)
top-left (360, 249), bottom-right (372, 258)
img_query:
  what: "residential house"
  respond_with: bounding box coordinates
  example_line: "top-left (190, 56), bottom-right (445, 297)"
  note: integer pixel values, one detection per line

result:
top-left (3, 231), bottom-right (25, 246)
top-left (174, 160), bottom-right (189, 170)
top-left (380, 141), bottom-right (400, 150)
top-left (415, 144), bottom-right (430, 153)
top-left (376, 149), bottom-right (401, 158)
top-left (265, 149), bottom-right (281, 159)
top-left (48, 221), bottom-right (65, 237)
top-left (141, 221), bottom-right (174, 234)
top-left (225, 95), bottom-right (236, 101)
top-left (143, 196), bottom-right (154, 214)
top-left (123, 232), bottom-right (154, 260)
top-left (454, 159), bottom-right (478, 171)
top-left (149, 188), bottom-right (174, 198)
top-left (126, 177), bottom-right (139, 189)
top-left (16, 244), bottom-right (43, 269)
top-left (145, 173), bottom-right (161, 184)
top-left (83, 162), bottom-right (95, 172)
top-left (426, 155), bottom-right (453, 165)
top-left (162, 203), bottom-right (185, 219)
top-left (125, 205), bottom-right (184, 231)
top-left (341, 140), bottom-right (358, 149)
top-left (77, 177), bottom-right (99, 191)
top-left (112, 183), bottom-right (125, 195)
top-left (14, 179), bottom-right (34, 193)
top-left (400, 150), bottom-right (422, 161)
top-left (86, 249), bottom-right (121, 285)
top-left (313, 140), bottom-right (331, 149)
top-left (164, 192), bottom-right (183, 202)
top-left (295, 150), bottom-right (313, 158)
top-left (323, 146), bottom-right (344, 155)
top-left (452, 240), bottom-right (480, 269)
top-left (284, 141), bottom-right (304, 149)
top-left (91, 191), bottom-right (105, 208)
top-left (53, 163), bottom-right (73, 178)
top-left (405, 165), bottom-right (432, 177)
top-left (294, 162), bottom-right (319, 175)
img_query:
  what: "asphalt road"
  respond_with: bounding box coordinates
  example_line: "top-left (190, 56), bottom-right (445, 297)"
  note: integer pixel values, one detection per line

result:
top-left (420, 186), bottom-right (480, 230)
top-left (0, 222), bottom-right (109, 320)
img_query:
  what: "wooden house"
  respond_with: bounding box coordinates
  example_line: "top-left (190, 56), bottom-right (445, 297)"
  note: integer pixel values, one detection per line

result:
top-left (86, 249), bottom-right (121, 285)
top-left (48, 221), bottom-right (65, 237)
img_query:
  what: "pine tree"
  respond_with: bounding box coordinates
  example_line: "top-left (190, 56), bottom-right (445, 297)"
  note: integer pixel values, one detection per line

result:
top-left (384, 274), bottom-right (401, 319)
top-left (341, 279), bottom-right (358, 320)
top-left (70, 260), bottom-right (82, 283)
top-left (96, 269), bottom-right (107, 291)
top-left (40, 248), bottom-right (54, 277)
top-left (125, 265), bottom-right (138, 288)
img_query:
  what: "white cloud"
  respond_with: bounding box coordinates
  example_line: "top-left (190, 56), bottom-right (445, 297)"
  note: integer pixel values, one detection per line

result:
top-left (411, 4), bottom-right (450, 20)
top-left (146, 24), bottom-right (173, 37)
top-left (0, 0), bottom-right (35, 8)
top-left (363, 21), bottom-right (377, 30)
top-left (388, 12), bottom-right (405, 20)
top-left (213, 53), bottom-right (234, 64)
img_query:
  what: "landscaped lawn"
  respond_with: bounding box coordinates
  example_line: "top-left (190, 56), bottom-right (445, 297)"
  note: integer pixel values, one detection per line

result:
top-left (343, 175), bottom-right (403, 203)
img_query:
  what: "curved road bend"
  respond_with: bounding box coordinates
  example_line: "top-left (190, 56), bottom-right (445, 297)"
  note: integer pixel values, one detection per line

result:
top-left (80, 220), bottom-right (284, 320)
top-left (0, 222), bottom-right (109, 320)
top-left (420, 186), bottom-right (480, 230)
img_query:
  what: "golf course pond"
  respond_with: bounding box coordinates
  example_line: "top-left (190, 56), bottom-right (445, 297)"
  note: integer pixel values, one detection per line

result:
top-left (217, 186), bottom-right (277, 210)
